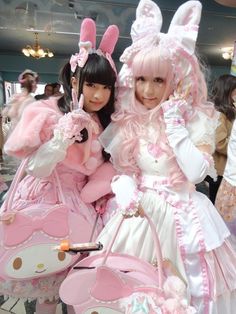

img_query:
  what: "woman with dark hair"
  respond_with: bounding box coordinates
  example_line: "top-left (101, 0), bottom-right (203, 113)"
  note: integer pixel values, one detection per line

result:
top-left (207, 74), bottom-right (236, 203)
top-left (0, 18), bottom-right (119, 314)
top-left (51, 82), bottom-right (63, 97)
top-left (58, 52), bottom-right (116, 149)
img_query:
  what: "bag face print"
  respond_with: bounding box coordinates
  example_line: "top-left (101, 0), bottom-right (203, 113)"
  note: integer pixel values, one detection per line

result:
top-left (0, 160), bottom-right (95, 281)
top-left (60, 212), bottom-right (195, 314)
top-left (0, 203), bottom-right (93, 280)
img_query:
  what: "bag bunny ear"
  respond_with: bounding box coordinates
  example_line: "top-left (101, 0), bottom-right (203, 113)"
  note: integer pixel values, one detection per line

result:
top-left (98, 25), bottom-right (119, 55)
top-left (79, 18), bottom-right (96, 49)
top-left (131, 0), bottom-right (162, 42)
top-left (168, 1), bottom-right (202, 54)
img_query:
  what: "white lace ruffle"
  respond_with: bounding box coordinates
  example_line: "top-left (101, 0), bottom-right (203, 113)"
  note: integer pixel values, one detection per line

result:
top-left (187, 110), bottom-right (219, 153)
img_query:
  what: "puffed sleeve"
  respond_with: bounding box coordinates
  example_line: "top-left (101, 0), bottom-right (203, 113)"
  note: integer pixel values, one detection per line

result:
top-left (187, 110), bottom-right (219, 154)
top-left (4, 100), bottom-right (59, 158)
top-left (214, 113), bottom-right (230, 156)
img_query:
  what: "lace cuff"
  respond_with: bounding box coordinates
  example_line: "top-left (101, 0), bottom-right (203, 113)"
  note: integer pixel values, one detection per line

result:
top-left (111, 175), bottom-right (143, 217)
top-left (203, 152), bottom-right (217, 181)
top-left (55, 109), bottom-right (91, 142)
top-left (121, 190), bottom-right (143, 217)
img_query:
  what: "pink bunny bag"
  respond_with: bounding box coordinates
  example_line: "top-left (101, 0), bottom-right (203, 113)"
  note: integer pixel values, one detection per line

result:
top-left (59, 212), bottom-right (196, 313)
top-left (0, 158), bottom-right (94, 281)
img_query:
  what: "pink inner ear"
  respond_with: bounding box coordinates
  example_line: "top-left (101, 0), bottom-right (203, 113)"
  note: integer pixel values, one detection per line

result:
top-left (168, 1), bottom-right (202, 31)
top-left (90, 266), bottom-right (133, 301)
top-left (79, 18), bottom-right (96, 48)
top-left (99, 25), bottom-right (119, 54)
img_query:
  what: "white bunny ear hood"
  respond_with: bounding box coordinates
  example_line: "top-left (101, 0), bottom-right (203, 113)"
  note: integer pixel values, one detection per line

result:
top-left (131, 0), bottom-right (162, 42)
top-left (168, 1), bottom-right (202, 55)
top-left (114, 0), bottom-right (205, 123)
top-left (121, 0), bottom-right (202, 63)
top-left (100, 0), bottom-right (217, 171)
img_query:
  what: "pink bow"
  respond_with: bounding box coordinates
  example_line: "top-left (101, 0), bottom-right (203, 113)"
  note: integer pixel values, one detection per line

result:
top-left (70, 48), bottom-right (89, 72)
top-left (3, 206), bottom-right (69, 247)
top-left (147, 143), bottom-right (163, 158)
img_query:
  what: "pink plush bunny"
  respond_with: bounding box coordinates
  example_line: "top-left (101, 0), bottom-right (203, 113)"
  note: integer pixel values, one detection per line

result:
top-left (162, 276), bottom-right (196, 313)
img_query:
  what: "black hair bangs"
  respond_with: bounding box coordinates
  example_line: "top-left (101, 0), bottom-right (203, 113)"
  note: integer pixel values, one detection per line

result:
top-left (81, 53), bottom-right (116, 87)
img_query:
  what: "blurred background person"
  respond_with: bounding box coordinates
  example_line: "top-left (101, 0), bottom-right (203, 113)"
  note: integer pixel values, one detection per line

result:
top-left (206, 74), bottom-right (236, 204)
top-left (2, 69), bottom-right (39, 136)
top-left (34, 83), bottom-right (53, 100)
top-left (0, 112), bottom-right (3, 158)
top-left (52, 82), bottom-right (63, 96)
top-left (215, 117), bottom-right (236, 248)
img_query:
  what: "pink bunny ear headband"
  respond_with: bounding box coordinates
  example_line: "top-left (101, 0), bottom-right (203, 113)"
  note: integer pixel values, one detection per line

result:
top-left (119, 0), bottom-right (202, 90)
top-left (70, 18), bottom-right (119, 76)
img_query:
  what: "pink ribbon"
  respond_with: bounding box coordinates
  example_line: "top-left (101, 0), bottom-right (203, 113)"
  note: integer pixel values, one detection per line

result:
top-left (70, 47), bottom-right (89, 72)
top-left (3, 206), bottom-right (69, 247)
top-left (105, 53), bottom-right (117, 76)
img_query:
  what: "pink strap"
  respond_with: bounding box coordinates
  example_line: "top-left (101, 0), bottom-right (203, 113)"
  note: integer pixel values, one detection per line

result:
top-left (54, 169), bottom-right (66, 204)
top-left (102, 212), bottom-right (164, 289)
top-left (4, 158), bottom-right (28, 212)
top-left (3, 157), bottom-right (66, 213)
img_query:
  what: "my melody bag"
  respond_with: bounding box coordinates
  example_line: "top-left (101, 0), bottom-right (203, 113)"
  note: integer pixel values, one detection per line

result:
top-left (0, 158), bottom-right (95, 281)
top-left (59, 212), bottom-right (196, 314)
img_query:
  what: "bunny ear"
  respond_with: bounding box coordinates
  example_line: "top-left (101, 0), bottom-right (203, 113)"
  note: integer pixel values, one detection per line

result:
top-left (168, 1), bottom-right (202, 54)
top-left (131, 0), bottom-right (162, 42)
top-left (79, 18), bottom-right (96, 49)
top-left (99, 25), bottom-right (119, 54)
top-left (90, 266), bottom-right (132, 301)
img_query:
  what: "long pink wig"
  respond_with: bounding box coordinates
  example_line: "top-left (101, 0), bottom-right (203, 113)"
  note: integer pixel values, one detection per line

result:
top-left (100, 0), bottom-right (216, 185)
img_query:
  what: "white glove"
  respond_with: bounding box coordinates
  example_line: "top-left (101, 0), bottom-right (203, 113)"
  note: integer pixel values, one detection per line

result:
top-left (55, 109), bottom-right (91, 142)
top-left (111, 175), bottom-right (143, 217)
top-left (26, 129), bottom-right (74, 178)
top-left (162, 99), bottom-right (212, 184)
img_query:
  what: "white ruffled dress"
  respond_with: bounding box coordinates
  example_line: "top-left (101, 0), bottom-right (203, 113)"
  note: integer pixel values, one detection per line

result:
top-left (97, 111), bottom-right (236, 313)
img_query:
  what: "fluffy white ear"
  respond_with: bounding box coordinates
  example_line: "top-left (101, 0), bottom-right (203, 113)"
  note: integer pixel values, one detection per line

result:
top-left (168, 1), bottom-right (202, 54)
top-left (131, 0), bottom-right (163, 42)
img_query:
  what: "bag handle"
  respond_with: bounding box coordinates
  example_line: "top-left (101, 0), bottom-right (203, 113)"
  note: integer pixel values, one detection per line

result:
top-left (2, 157), bottom-right (66, 213)
top-left (3, 158), bottom-right (28, 213)
top-left (102, 212), bottom-right (164, 289)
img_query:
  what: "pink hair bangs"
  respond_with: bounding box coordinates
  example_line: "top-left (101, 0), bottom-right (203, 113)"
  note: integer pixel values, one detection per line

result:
top-left (131, 46), bottom-right (172, 80)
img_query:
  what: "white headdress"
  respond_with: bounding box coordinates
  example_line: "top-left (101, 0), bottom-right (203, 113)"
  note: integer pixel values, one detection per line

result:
top-left (100, 0), bottom-right (216, 173)
top-left (117, 0), bottom-right (203, 111)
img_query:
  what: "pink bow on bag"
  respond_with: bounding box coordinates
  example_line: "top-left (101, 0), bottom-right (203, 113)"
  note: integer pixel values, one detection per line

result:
top-left (3, 206), bottom-right (69, 247)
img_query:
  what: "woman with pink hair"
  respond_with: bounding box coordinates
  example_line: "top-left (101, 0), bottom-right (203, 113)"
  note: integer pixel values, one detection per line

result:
top-left (96, 0), bottom-right (236, 312)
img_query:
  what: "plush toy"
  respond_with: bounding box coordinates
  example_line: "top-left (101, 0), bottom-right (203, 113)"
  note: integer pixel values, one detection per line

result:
top-left (161, 276), bottom-right (196, 314)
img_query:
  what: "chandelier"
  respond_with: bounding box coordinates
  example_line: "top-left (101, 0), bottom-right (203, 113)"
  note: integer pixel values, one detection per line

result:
top-left (22, 32), bottom-right (54, 59)
top-left (221, 47), bottom-right (233, 60)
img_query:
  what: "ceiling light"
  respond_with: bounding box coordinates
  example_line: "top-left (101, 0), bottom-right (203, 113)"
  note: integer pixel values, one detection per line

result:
top-left (221, 47), bottom-right (233, 60)
top-left (22, 32), bottom-right (54, 59)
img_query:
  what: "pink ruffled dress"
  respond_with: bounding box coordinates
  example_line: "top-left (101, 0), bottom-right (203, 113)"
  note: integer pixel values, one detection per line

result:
top-left (0, 97), bottom-right (109, 302)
